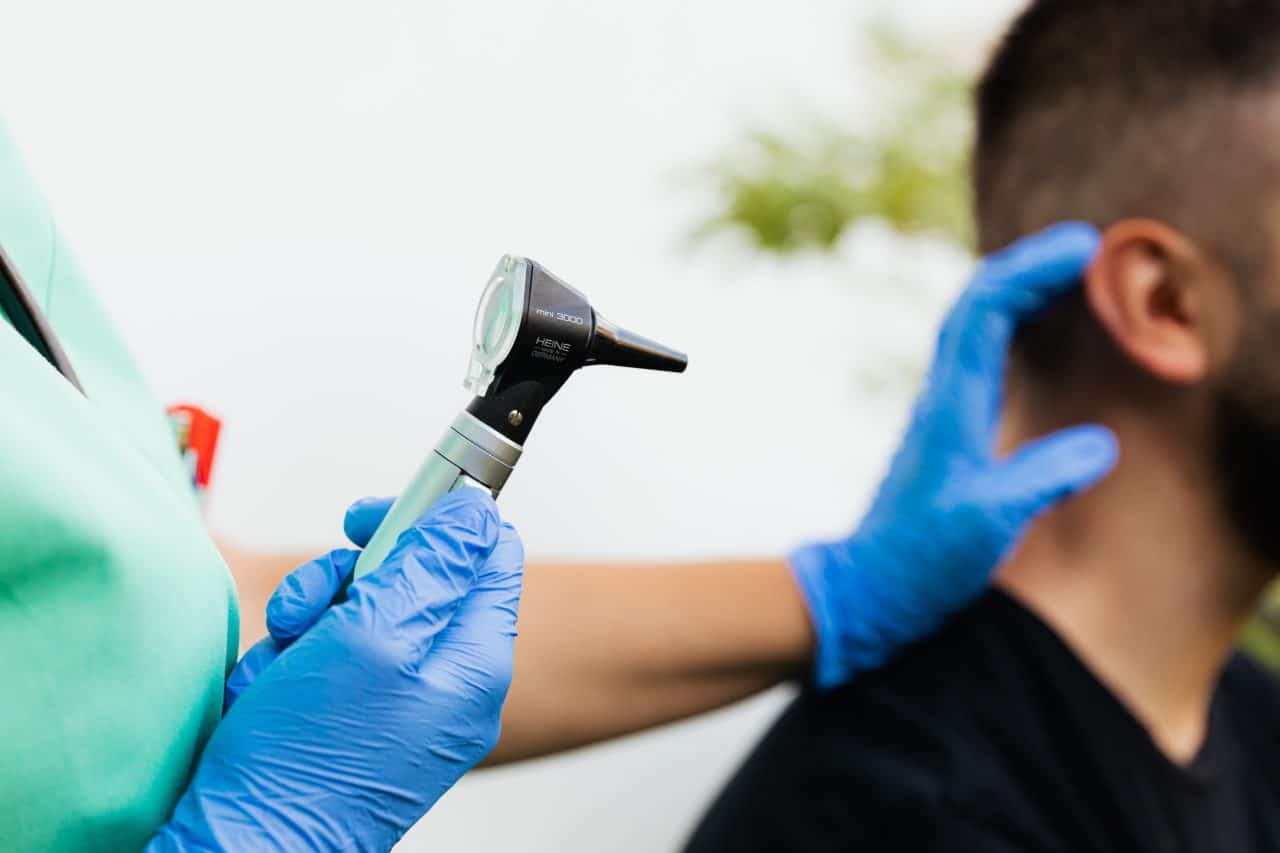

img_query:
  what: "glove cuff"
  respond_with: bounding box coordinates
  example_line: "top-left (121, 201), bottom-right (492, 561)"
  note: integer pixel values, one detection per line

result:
top-left (789, 536), bottom-right (897, 692)
top-left (787, 541), bottom-right (852, 691)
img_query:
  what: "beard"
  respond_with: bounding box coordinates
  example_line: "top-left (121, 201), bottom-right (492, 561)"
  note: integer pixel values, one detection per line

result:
top-left (1212, 311), bottom-right (1280, 567)
top-left (1213, 391), bottom-right (1280, 565)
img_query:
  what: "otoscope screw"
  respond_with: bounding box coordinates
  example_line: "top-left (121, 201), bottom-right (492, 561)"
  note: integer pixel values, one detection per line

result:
top-left (507, 410), bottom-right (524, 427)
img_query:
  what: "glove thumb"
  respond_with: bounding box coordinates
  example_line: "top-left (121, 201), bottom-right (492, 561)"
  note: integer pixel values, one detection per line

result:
top-left (422, 520), bottom-right (524, 701)
top-left (345, 489), bottom-right (501, 648)
top-left (987, 424), bottom-right (1119, 526)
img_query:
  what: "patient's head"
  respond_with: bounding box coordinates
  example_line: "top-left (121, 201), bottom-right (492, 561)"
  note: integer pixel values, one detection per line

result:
top-left (978, 0), bottom-right (1280, 564)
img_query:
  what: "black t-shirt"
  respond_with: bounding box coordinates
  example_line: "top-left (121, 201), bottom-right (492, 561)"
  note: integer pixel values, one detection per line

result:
top-left (685, 589), bottom-right (1280, 853)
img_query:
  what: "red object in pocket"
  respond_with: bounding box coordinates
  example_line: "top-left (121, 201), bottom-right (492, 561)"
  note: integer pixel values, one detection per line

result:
top-left (167, 404), bottom-right (223, 493)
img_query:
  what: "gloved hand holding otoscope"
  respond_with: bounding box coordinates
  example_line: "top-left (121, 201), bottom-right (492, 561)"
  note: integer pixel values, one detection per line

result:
top-left (154, 255), bottom-right (689, 851)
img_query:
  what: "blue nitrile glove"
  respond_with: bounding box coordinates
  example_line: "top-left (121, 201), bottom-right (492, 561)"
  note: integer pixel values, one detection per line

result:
top-left (148, 489), bottom-right (523, 852)
top-left (790, 223), bottom-right (1119, 690)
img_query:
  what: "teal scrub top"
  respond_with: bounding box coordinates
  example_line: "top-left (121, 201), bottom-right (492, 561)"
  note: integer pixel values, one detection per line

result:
top-left (0, 122), bottom-right (239, 851)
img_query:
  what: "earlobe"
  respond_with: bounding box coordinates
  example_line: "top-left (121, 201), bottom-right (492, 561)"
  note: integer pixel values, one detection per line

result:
top-left (1083, 220), bottom-right (1212, 385)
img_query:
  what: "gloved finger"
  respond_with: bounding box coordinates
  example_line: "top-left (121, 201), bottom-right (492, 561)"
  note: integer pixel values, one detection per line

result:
top-left (980, 424), bottom-right (1119, 522)
top-left (266, 549), bottom-right (360, 647)
top-left (223, 636), bottom-right (283, 715)
top-left (934, 223), bottom-right (1099, 367)
top-left (420, 521), bottom-right (524, 696)
top-left (344, 496), bottom-right (395, 548)
top-left (930, 223), bottom-right (1101, 445)
top-left (970, 221), bottom-right (1101, 314)
top-left (345, 489), bottom-right (502, 651)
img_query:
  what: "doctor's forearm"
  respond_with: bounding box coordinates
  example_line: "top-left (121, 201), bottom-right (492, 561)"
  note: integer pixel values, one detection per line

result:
top-left (485, 559), bottom-right (814, 766)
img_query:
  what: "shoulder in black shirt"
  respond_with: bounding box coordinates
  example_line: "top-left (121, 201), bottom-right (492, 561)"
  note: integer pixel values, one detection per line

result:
top-left (685, 589), bottom-right (1280, 853)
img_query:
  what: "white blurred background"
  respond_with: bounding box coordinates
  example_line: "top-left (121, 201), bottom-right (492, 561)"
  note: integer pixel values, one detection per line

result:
top-left (2, 1), bottom-right (1023, 849)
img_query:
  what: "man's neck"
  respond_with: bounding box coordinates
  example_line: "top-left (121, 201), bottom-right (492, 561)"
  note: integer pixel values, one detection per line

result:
top-left (997, 412), bottom-right (1272, 766)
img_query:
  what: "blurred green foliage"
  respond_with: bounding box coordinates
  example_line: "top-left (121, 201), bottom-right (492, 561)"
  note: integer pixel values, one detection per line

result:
top-left (698, 27), bottom-right (975, 252)
top-left (699, 24), bottom-right (1280, 668)
top-left (1244, 594), bottom-right (1280, 669)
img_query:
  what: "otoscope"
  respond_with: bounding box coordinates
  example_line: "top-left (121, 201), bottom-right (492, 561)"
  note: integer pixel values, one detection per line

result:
top-left (352, 255), bottom-right (688, 578)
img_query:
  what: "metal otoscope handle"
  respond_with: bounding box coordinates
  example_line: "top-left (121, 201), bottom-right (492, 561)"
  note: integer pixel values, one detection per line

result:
top-left (352, 412), bottom-right (523, 578)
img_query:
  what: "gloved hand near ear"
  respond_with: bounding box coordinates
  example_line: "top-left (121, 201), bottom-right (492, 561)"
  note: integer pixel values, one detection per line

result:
top-left (791, 223), bottom-right (1120, 690)
top-left (148, 489), bottom-right (523, 852)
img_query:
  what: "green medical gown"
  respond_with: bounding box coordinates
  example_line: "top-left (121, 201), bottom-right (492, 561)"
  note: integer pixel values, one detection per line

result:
top-left (0, 122), bottom-right (239, 850)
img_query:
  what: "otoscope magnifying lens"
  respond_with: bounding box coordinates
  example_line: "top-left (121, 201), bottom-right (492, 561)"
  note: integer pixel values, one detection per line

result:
top-left (477, 282), bottom-right (516, 354)
top-left (465, 255), bottom-right (529, 396)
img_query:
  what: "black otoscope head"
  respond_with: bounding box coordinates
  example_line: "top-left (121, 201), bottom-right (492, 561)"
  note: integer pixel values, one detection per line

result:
top-left (463, 255), bottom-right (687, 444)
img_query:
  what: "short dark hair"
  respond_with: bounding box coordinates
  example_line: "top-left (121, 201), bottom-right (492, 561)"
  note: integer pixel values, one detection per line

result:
top-left (976, 0), bottom-right (1280, 381)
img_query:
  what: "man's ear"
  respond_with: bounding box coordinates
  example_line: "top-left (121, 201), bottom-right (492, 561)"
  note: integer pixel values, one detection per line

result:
top-left (1083, 219), bottom-right (1233, 385)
